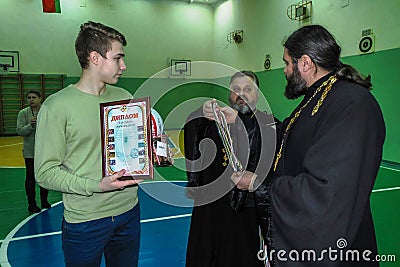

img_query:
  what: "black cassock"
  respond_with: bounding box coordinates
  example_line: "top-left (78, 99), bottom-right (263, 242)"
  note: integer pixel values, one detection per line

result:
top-left (256, 73), bottom-right (386, 267)
top-left (184, 107), bottom-right (276, 267)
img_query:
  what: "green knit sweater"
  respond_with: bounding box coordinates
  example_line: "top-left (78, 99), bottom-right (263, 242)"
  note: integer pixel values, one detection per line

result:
top-left (35, 84), bottom-right (138, 223)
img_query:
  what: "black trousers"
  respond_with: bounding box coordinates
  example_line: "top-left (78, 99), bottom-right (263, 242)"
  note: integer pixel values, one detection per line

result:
top-left (24, 158), bottom-right (48, 207)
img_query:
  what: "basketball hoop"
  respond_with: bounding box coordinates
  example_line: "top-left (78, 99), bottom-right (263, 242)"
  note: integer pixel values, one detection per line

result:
top-left (179, 69), bottom-right (187, 79)
top-left (0, 64), bottom-right (10, 76)
top-left (170, 59), bottom-right (191, 78)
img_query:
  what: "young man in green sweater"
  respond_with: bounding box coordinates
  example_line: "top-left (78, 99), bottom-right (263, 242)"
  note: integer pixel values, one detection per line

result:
top-left (35, 21), bottom-right (141, 267)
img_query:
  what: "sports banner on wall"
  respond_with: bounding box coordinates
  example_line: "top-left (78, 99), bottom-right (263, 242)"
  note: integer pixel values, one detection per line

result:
top-left (42, 0), bottom-right (61, 13)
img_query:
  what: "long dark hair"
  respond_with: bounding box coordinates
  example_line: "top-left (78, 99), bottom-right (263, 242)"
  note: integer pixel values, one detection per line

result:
top-left (284, 25), bottom-right (372, 89)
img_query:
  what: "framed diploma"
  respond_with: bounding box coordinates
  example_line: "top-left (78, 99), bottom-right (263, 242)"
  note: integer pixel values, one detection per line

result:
top-left (100, 97), bottom-right (154, 180)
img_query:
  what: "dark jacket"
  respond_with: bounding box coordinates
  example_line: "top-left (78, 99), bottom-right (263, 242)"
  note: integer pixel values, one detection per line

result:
top-left (184, 107), bottom-right (277, 211)
top-left (257, 74), bottom-right (385, 266)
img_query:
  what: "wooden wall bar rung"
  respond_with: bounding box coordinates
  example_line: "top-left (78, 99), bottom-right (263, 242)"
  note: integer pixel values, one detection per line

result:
top-left (0, 73), bottom-right (65, 135)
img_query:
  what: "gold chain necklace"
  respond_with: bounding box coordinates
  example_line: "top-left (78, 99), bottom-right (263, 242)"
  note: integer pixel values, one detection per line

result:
top-left (273, 75), bottom-right (337, 171)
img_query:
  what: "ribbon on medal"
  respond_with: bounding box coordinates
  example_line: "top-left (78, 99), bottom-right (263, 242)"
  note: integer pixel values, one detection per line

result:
top-left (211, 102), bottom-right (243, 173)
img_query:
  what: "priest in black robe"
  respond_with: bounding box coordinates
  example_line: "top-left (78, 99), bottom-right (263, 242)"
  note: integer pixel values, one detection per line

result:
top-left (184, 71), bottom-right (277, 267)
top-left (233, 25), bottom-right (386, 266)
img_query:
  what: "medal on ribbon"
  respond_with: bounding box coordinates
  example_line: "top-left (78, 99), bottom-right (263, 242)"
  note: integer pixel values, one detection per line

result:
top-left (211, 102), bottom-right (243, 173)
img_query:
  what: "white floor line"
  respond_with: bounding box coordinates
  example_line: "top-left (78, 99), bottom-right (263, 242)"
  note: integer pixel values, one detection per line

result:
top-left (0, 212), bottom-right (192, 244)
top-left (380, 165), bottom-right (400, 172)
top-left (0, 179), bottom-right (399, 266)
top-left (2, 184), bottom-right (399, 245)
top-left (372, 186), bottom-right (400, 193)
top-left (141, 213), bottom-right (191, 223)
top-left (1, 231), bottom-right (62, 243)
top-left (0, 202), bottom-right (52, 267)
top-left (0, 143), bottom-right (23, 148)
top-left (0, 166), bottom-right (24, 169)
top-left (0, 185), bottom-right (192, 264)
top-left (0, 189), bottom-right (25, 194)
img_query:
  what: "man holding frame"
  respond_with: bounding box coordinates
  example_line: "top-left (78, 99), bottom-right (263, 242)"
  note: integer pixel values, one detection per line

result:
top-left (35, 21), bottom-right (142, 267)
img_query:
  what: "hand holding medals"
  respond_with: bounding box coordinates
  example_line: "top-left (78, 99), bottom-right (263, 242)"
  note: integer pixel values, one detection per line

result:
top-left (210, 100), bottom-right (243, 173)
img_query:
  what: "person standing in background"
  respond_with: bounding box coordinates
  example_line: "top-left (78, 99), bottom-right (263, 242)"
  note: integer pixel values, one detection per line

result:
top-left (16, 90), bottom-right (50, 213)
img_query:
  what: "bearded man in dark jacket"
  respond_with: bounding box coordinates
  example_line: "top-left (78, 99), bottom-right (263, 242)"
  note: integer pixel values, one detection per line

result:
top-left (184, 70), bottom-right (278, 267)
top-left (233, 25), bottom-right (385, 267)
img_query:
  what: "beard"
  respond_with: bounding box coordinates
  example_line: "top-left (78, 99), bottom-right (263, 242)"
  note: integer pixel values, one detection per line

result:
top-left (285, 65), bottom-right (308, 99)
top-left (229, 95), bottom-right (255, 114)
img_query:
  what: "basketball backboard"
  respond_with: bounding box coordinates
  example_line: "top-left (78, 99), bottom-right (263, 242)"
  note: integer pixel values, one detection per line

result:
top-left (0, 51), bottom-right (20, 73)
top-left (170, 59), bottom-right (191, 77)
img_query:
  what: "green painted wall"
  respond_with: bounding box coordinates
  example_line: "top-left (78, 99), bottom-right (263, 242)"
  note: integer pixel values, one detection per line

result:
top-left (344, 49), bottom-right (399, 163)
top-left (257, 48), bottom-right (399, 163)
top-left (213, 0), bottom-right (400, 72)
top-left (0, 0), bottom-right (214, 77)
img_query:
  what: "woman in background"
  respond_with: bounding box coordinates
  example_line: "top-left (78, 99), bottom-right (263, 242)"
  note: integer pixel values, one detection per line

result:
top-left (16, 90), bottom-right (50, 213)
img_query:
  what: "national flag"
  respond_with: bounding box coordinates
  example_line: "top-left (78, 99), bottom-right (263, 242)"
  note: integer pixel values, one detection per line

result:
top-left (42, 0), bottom-right (61, 13)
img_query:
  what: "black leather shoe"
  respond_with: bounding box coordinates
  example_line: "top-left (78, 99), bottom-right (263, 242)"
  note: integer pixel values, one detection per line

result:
top-left (41, 202), bottom-right (51, 209)
top-left (28, 205), bottom-right (41, 213)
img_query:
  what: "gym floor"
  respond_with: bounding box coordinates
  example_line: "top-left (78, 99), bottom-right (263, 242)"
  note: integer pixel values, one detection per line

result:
top-left (0, 135), bottom-right (399, 266)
